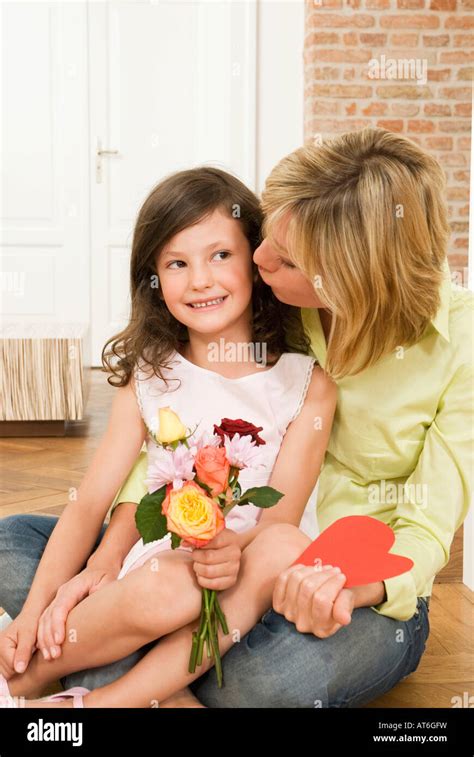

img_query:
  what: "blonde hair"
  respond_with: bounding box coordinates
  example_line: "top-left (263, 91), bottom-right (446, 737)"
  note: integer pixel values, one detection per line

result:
top-left (261, 127), bottom-right (450, 379)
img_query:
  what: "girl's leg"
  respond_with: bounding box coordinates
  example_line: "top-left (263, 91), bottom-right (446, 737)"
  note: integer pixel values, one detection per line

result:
top-left (75, 524), bottom-right (311, 708)
top-left (159, 687), bottom-right (204, 708)
top-left (6, 548), bottom-right (204, 700)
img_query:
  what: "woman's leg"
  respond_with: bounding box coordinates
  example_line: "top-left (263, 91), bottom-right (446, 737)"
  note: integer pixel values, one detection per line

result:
top-left (0, 514), bottom-right (155, 694)
top-left (189, 596), bottom-right (431, 708)
top-left (0, 515), bottom-right (80, 619)
top-left (23, 524), bottom-right (312, 708)
top-left (6, 548), bottom-right (205, 699)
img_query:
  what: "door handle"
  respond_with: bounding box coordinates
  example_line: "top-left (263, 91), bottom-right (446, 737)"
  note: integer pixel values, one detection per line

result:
top-left (96, 138), bottom-right (119, 183)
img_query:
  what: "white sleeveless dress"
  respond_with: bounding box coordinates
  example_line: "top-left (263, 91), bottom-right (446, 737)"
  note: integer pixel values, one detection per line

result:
top-left (117, 350), bottom-right (316, 580)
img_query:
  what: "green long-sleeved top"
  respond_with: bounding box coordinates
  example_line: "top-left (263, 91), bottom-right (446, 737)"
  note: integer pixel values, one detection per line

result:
top-left (110, 262), bottom-right (473, 620)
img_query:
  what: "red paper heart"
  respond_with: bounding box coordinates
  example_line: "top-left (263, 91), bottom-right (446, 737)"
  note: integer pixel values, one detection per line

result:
top-left (292, 515), bottom-right (413, 588)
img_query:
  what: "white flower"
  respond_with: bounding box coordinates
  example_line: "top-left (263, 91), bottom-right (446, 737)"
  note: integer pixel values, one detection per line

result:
top-left (145, 444), bottom-right (196, 493)
top-left (188, 430), bottom-right (221, 450)
top-left (223, 433), bottom-right (263, 470)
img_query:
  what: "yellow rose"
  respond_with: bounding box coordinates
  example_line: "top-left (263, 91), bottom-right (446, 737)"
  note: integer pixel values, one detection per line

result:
top-left (163, 481), bottom-right (225, 548)
top-left (157, 406), bottom-right (187, 444)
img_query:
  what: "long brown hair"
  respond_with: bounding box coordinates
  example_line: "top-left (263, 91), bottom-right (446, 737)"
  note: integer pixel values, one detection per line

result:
top-left (262, 127), bottom-right (450, 379)
top-left (102, 166), bottom-right (309, 387)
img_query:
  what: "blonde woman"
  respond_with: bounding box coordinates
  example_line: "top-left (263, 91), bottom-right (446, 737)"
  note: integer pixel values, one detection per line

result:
top-left (1, 128), bottom-right (472, 708)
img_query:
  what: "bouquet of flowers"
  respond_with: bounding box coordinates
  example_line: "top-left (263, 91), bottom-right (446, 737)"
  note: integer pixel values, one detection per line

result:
top-left (135, 407), bottom-right (284, 687)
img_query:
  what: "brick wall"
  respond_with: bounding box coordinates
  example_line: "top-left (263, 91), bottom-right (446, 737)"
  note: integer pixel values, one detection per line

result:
top-left (304, 0), bottom-right (472, 281)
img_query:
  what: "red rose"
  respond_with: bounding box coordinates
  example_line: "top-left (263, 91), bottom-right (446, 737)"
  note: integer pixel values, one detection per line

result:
top-left (213, 418), bottom-right (266, 446)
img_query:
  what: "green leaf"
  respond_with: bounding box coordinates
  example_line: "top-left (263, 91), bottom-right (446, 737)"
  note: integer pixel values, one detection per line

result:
top-left (135, 486), bottom-right (168, 544)
top-left (238, 486), bottom-right (284, 509)
top-left (194, 477), bottom-right (213, 496)
top-left (171, 532), bottom-right (182, 550)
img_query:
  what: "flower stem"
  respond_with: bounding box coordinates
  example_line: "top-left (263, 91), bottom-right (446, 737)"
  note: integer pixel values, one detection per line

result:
top-left (189, 632), bottom-right (199, 674)
top-left (214, 595), bottom-right (229, 635)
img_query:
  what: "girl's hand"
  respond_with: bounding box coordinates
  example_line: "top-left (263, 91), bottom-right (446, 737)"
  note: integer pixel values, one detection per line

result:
top-left (272, 564), bottom-right (355, 638)
top-left (0, 611), bottom-right (39, 678)
top-left (36, 566), bottom-right (119, 661)
top-left (190, 528), bottom-right (242, 591)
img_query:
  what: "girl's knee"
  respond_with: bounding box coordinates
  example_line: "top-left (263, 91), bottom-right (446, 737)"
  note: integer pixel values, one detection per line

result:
top-left (121, 553), bottom-right (197, 632)
top-left (248, 523), bottom-right (311, 569)
top-left (254, 523), bottom-right (310, 549)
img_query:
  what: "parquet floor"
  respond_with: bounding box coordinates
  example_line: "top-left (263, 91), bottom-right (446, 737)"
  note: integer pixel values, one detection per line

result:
top-left (0, 369), bottom-right (472, 707)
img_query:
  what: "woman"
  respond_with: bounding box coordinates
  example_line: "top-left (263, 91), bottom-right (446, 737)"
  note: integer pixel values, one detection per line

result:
top-left (0, 127), bottom-right (472, 707)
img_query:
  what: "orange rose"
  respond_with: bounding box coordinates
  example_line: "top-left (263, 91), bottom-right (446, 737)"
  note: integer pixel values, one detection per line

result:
top-left (194, 445), bottom-right (231, 497)
top-left (162, 481), bottom-right (225, 548)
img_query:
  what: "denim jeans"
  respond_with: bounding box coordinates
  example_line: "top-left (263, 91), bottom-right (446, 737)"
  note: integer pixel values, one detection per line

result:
top-left (0, 514), bottom-right (430, 707)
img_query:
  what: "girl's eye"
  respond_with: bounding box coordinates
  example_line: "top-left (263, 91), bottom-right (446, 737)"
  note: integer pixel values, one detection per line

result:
top-left (167, 260), bottom-right (186, 269)
top-left (213, 250), bottom-right (231, 261)
top-left (281, 259), bottom-right (296, 269)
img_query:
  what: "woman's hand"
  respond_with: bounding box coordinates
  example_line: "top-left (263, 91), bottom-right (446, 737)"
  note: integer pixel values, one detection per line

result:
top-left (272, 564), bottom-right (356, 638)
top-left (0, 611), bottom-right (39, 678)
top-left (190, 528), bottom-right (242, 591)
top-left (36, 566), bottom-right (119, 661)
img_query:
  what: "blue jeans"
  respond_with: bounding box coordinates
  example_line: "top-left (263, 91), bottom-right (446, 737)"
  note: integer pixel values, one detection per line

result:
top-left (0, 514), bottom-right (430, 707)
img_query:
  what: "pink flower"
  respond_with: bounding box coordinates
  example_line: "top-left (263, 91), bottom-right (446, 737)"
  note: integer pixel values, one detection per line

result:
top-left (223, 433), bottom-right (263, 470)
top-left (189, 430), bottom-right (221, 450)
top-left (145, 445), bottom-right (196, 493)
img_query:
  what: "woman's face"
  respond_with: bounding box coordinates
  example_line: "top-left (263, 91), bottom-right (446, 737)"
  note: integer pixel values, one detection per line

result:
top-left (253, 213), bottom-right (325, 308)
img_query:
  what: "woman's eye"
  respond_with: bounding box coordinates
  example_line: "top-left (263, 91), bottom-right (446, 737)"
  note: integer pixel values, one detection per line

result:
top-left (213, 250), bottom-right (231, 261)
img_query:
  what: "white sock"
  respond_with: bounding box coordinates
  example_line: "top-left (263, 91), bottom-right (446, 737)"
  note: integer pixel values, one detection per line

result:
top-left (0, 613), bottom-right (13, 631)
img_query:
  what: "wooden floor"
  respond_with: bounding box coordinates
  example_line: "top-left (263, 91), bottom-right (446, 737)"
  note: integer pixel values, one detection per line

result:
top-left (0, 368), bottom-right (472, 707)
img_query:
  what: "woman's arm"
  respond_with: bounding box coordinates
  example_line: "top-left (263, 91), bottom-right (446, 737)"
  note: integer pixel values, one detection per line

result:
top-left (373, 358), bottom-right (474, 621)
top-left (21, 377), bottom-right (146, 619)
top-left (106, 446), bottom-right (149, 521)
top-left (235, 365), bottom-right (337, 550)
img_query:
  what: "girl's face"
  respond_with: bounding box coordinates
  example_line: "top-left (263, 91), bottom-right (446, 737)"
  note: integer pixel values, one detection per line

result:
top-left (156, 208), bottom-right (254, 337)
top-left (253, 213), bottom-right (325, 308)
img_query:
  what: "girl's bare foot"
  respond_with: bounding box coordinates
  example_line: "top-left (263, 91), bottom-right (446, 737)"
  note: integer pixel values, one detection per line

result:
top-left (159, 686), bottom-right (205, 708)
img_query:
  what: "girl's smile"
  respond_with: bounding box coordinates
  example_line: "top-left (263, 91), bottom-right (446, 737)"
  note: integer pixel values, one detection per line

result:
top-left (186, 295), bottom-right (229, 310)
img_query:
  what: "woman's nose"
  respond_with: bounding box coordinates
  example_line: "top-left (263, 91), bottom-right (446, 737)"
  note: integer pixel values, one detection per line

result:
top-left (253, 240), bottom-right (279, 273)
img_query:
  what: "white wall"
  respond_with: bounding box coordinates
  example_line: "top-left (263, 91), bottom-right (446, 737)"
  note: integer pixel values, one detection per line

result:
top-left (255, 0), bottom-right (305, 194)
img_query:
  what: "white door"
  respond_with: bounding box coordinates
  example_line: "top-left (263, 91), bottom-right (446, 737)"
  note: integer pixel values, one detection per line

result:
top-left (2, 0), bottom-right (304, 367)
top-left (89, 0), bottom-right (257, 364)
top-left (1, 2), bottom-right (90, 332)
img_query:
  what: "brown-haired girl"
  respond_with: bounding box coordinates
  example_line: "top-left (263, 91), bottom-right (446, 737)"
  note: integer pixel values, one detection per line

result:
top-left (0, 167), bottom-right (337, 707)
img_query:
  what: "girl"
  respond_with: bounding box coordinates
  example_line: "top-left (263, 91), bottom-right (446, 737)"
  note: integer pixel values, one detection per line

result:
top-left (0, 167), bottom-right (337, 708)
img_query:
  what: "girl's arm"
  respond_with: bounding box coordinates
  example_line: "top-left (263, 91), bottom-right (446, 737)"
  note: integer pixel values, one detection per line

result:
top-left (235, 365), bottom-right (337, 550)
top-left (86, 502), bottom-right (141, 574)
top-left (21, 377), bottom-right (146, 620)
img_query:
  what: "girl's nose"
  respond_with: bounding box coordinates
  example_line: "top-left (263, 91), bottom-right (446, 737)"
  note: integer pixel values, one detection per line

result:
top-left (253, 240), bottom-right (279, 273)
top-left (189, 263), bottom-right (214, 290)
